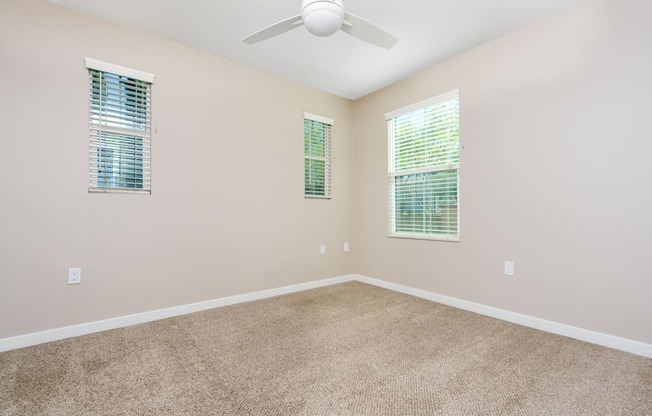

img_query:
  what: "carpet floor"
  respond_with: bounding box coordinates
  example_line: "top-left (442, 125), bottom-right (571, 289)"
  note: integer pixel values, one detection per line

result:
top-left (1, 281), bottom-right (650, 415)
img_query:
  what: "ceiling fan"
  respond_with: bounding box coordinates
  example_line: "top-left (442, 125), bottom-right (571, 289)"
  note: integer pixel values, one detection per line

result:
top-left (242, 0), bottom-right (398, 49)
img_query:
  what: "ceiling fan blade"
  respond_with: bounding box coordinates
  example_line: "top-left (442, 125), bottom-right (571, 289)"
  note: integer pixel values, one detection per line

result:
top-left (242, 15), bottom-right (304, 44)
top-left (341, 12), bottom-right (397, 49)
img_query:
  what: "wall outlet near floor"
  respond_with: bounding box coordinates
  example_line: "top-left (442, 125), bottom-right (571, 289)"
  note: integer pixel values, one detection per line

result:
top-left (320, 244), bottom-right (326, 255)
top-left (68, 267), bottom-right (81, 285)
top-left (504, 261), bottom-right (515, 277)
top-left (344, 242), bottom-right (350, 252)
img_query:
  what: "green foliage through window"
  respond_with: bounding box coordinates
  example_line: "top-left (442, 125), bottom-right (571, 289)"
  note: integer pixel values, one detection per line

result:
top-left (304, 117), bottom-right (331, 197)
top-left (388, 91), bottom-right (460, 240)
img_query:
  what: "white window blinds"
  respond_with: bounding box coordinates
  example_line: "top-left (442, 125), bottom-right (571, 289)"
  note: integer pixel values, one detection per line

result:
top-left (386, 90), bottom-right (460, 241)
top-left (86, 58), bottom-right (154, 194)
top-left (304, 112), bottom-right (333, 198)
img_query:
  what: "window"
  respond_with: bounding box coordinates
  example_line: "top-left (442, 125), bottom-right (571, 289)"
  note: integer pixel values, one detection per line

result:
top-left (386, 90), bottom-right (460, 241)
top-left (85, 58), bottom-right (155, 194)
top-left (304, 112), bottom-right (333, 198)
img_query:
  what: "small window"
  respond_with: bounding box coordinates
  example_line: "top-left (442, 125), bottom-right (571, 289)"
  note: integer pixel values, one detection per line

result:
top-left (85, 58), bottom-right (155, 194)
top-left (304, 112), bottom-right (333, 198)
top-left (386, 90), bottom-right (460, 241)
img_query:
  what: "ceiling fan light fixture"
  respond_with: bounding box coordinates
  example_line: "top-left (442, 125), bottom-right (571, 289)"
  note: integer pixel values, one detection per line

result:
top-left (243, 0), bottom-right (397, 49)
top-left (301, 0), bottom-right (344, 37)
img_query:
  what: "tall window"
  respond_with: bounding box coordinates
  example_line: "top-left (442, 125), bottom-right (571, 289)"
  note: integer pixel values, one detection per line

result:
top-left (386, 90), bottom-right (460, 241)
top-left (304, 112), bottom-right (333, 198)
top-left (86, 58), bottom-right (154, 194)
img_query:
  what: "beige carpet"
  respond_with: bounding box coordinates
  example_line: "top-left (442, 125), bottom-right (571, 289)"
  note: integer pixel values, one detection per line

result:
top-left (1, 281), bottom-right (650, 415)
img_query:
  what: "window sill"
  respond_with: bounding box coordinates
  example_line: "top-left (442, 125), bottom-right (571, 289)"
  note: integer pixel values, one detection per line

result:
top-left (89, 187), bottom-right (151, 195)
top-left (388, 233), bottom-right (460, 243)
top-left (305, 195), bottom-right (332, 200)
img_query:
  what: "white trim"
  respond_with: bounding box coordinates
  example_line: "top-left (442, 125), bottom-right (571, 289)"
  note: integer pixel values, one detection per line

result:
top-left (304, 112), bottom-right (334, 126)
top-left (353, 274), bottom-right (652, 359)
top-left (88, 188), bottom-right (151, 195)
top-left (305, 195), bottom-right (332, 200)
top-left (385, 89), bottom-right (459, 120)
top-left (0, 275), bottom-right (355, 352)
top-left (2, 274), bottom-right (650, 359)
top-left (388, 233), bottom-right (460, 242)
top-left (84, 57), bottom-right (155, 84)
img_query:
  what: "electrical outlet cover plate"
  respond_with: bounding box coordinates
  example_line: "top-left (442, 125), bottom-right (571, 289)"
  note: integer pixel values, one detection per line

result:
top-left (68, 267), bottom-right (81, 284)
top-left (504, 261), bottom-right (514, 276)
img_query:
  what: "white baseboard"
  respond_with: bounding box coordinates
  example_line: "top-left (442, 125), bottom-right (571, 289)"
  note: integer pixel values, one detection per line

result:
top-left (2, 273), bottom-right (650, 359)
top-left (0, 274), bottom-right (355, 353)
top-left (354, 274), bottom-right (652, 359)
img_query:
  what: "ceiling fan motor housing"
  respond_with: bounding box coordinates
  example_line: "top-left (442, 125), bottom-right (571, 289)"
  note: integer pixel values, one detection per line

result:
top-left (301, 0), bottom-right (345, 37)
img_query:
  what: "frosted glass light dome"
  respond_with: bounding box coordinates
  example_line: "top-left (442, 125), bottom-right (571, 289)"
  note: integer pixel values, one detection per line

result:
top-left (301, 0), bottom-right (345, 37)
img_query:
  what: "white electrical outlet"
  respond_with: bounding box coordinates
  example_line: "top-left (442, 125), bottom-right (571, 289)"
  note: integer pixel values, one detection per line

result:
top-left (68, 267), bottom-right (81, 284)
top-left (344, 242), bottom-right (350, 252)
top-left (320, 244), bottom-right (326, 255)
top-left (504, 261), bottom-right (515, 277)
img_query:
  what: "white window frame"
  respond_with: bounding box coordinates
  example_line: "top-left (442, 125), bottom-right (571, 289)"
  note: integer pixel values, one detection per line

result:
top-left (86, 58), bottom-right (155, 194)
top-left (385, 90), bottom-right (460, 242)
top-left (304, 112), bottom-right (334, 199)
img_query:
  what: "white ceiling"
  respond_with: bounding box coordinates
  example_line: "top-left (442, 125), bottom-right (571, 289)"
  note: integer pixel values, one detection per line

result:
top-left (50, 0), bottom-right (581, 100)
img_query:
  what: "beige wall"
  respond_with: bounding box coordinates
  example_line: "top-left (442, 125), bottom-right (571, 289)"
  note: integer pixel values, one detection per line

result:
top-left (353, 0), bottom-right (652, 344)
top-left (0, 0), bottom-right (355, 338)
